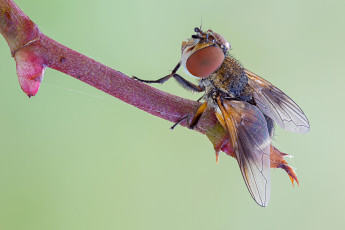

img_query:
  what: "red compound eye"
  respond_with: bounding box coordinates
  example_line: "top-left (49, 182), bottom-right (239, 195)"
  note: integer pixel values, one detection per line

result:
top-left (186, 46), bottom-right (224, 77)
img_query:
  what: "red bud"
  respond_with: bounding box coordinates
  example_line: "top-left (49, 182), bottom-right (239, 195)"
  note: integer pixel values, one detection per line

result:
top-left (14, 48), bottom-right (46, 97)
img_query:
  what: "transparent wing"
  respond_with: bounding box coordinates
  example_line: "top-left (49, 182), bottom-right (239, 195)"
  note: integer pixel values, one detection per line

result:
top-left (245, 69), bottom-right (310, 133)
top-left (216, 99), bottom-right (271, 207)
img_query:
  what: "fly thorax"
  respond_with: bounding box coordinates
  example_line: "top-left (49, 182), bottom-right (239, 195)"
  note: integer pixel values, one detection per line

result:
top-left (227, 71), bottom-right (248, 97)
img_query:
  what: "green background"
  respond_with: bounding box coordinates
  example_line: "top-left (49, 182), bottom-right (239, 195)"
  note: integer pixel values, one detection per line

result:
top-left (0, 0), bottom-right (344, 229)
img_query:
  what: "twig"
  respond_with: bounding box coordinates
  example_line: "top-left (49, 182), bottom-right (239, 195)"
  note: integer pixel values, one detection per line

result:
top-left (0, 0), bottom-right (298, 180)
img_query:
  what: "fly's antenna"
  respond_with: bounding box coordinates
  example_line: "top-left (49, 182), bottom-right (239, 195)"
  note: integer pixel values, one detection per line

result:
top-left (200, 18), bottom-right (203, 32)
top-left (192, 23), bottom-right (203, 39)
top-left (194, 27), bottom-right (201, 34)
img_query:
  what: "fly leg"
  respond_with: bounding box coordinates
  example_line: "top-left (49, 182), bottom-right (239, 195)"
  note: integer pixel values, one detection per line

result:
top-left (134, 62), bottom-right (206, 128)
top-left (133, 62), bottom-right (204, 92)
top-left (132, 62), bottom-right (181, 84)
top-left (171, 102), bottom-right (208, 130)
top-left (170, 114), bottom-right (190, 130)
top-left (172, 74), bottom-right (204, 92)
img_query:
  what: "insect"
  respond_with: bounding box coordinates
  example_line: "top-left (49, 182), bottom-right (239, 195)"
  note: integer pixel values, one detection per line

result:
top-left (133, 27), bottom-right (310, 207)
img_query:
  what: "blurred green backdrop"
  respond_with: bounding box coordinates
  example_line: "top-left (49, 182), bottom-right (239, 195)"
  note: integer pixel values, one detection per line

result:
top-left (1, 0), bottom-right (344, 229)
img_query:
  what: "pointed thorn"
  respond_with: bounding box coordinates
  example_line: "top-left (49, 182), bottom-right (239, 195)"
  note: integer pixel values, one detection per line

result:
top-left (281, 152), bottom-right (289, 156)
top-left (289, 176), bottom-right (295, 187)
top-left (215, 151), bottom-right (219, 165)
top-left (280, 164), bottom-right (299, 187)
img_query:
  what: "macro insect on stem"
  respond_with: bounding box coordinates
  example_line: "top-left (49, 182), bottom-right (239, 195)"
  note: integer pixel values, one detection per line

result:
top-left (134, 27), bottom-right (310, 207)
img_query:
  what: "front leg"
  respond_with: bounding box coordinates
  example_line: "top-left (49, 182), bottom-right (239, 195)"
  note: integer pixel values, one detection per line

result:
top-left (133, 62), bottom-right (204, 93)
top-left (133, 62), bottom-right (181, 84)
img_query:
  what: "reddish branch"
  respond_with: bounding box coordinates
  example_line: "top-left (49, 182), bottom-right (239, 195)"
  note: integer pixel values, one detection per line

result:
top-left (0, 0), bottom-right (216, 131)
top-left (0, 0), bottom-right (298, 184)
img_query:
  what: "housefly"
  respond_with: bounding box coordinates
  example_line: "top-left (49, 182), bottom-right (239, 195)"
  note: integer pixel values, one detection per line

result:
top-left (133, 27), bottom-right (310, 207)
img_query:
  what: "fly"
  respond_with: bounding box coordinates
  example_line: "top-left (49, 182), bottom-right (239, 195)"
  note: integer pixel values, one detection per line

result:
top-left (133, 27), bottom-right (310, 207)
